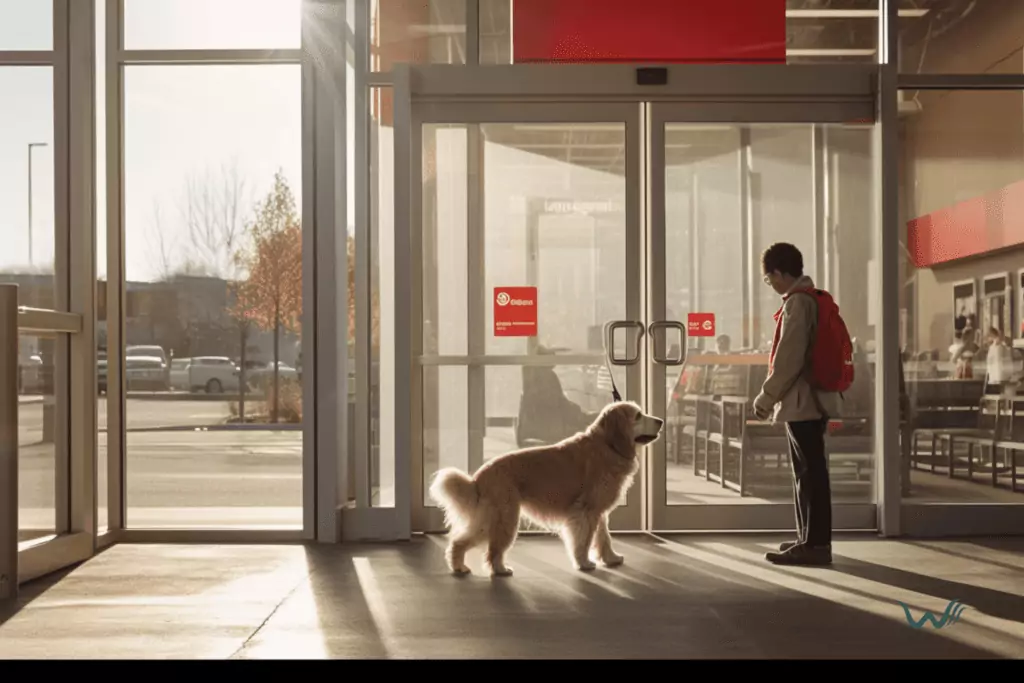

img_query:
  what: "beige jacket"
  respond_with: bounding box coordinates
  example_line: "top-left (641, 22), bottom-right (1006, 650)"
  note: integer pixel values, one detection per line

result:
top-left (753, 276), bottom-right (843, 424)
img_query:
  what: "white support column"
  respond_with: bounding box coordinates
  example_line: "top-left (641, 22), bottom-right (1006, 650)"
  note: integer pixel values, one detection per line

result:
top-left (875, 0), bottom-right (902, 537)
top-left (304, 0), bottom-right (350, 543)
top-left (0, 285), bottom-right (18, 600)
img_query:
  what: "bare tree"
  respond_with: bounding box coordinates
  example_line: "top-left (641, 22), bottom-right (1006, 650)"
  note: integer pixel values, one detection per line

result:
top-left (146, 202), bottom-right (178, 281)
top-left (145, 161), bottom-right (252, 282)
top-left (143, 162), bottom-right (256, 413)
top-left (180, 163), bottom-right (250, 279)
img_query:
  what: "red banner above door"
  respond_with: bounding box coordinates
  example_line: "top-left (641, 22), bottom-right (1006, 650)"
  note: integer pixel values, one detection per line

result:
top-left (512, 0), bottom-right (787, 65)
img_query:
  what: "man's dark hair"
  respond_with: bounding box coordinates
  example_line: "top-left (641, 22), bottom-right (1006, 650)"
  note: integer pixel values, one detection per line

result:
top-left (761, 242), bottom-right (804, 278)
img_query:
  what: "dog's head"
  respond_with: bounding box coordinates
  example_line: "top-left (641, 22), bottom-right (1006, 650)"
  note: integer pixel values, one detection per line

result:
top-left (591, 401), bottom-right (664, 458)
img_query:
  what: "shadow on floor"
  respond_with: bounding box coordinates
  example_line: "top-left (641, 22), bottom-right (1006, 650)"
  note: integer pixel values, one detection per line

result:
top-left (2, 535), bottom-right (1020, 659)
top-left (284, 534), bottom-right (1008, 659)
top-left (0, 565), bottom-right (75, 628)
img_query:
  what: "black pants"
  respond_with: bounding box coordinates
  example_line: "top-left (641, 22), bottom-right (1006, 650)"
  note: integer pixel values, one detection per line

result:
top-left (785, 418), bottom-right (832, 547)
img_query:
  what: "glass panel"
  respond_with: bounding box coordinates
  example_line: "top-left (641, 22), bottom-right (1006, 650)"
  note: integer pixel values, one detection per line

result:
top-left (371, 0), bottom-right (466, 71)
top-left (18, 333), bottom-right (58, 545)
top-left (422, 124), bottom-right (468, 356)
top-left (481, 123), bottom-right (627, 357)
top-left (0, 0), bottom-right (52, 51)
top-left (418, 120), bottom-right (628, 508)
top-left (898, 0), bottom-right (1021, 74)
top-left (0, 67), bottom-right (55, 308)
top-left (900, 89), bottom-right (1024, 504)
top-left (480, 0), bottom-right (880, 65)
top-left (371, 87), bottom-right (392, 507)
top-left (123, 65), bottom-right (303, 529)
top-left (422, 365), bottom-right (468, 503)
top-left (664, 123), bottom-right (876, 506)
top-left (123, 0), bottom-right (301, 50)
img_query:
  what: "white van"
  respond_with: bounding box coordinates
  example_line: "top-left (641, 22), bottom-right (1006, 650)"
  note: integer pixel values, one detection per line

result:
top-left (169, 356), bottom-right (240, 394)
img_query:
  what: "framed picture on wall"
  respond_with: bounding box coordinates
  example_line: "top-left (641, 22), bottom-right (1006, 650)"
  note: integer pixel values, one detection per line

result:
top-left (952, 279), bottom-right (977, 337)
top-left (1017, 269), bottom-right (1024, 347)
top-left (981, 271), bottom-right (1011, 340)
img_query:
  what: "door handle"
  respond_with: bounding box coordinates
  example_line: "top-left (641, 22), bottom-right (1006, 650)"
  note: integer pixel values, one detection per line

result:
top-left (603, 321), bottom-right (645, 366)
top-left (648, 321), bottom-right (687, 366)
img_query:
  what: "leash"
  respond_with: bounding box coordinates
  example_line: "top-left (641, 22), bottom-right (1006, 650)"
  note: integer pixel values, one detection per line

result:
top-left (604, 353), bottom-right (622, 402)
top-left (602, 321), bottom-right (623, 402)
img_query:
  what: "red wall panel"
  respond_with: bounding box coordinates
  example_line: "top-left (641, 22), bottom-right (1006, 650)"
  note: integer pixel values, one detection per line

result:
top-left (907, 179), bottom-right (1024, 267)
top-left (512, 0), bottom-right (787, 64)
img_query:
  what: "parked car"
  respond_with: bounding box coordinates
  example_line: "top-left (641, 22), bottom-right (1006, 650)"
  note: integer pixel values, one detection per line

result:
top-left (245, 361), bottom-right (299, 391)
top-left (170, 356), bottom-right (241, 394)
top-left (125, 356), bottom-right (170, 391)
top-left (18, 354), bottom-right (44, 394)
top-left (126, 344), bottom-right (167, 363)
top-left (126, 345), bottom-right (169, 388)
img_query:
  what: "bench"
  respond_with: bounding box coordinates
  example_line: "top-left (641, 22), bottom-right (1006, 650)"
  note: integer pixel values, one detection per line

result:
top-left (992, 397), bottom-right (1024, 493)
top-left (905, 379), bottom-right (987, 476)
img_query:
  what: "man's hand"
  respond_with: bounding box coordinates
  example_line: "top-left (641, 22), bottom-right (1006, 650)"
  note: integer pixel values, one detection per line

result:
top-left (752, 392), bottom-right (774, 421)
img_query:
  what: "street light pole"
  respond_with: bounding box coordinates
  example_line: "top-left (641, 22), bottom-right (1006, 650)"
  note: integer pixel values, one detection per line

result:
top-left (27, 142), bottom-right (49, 269)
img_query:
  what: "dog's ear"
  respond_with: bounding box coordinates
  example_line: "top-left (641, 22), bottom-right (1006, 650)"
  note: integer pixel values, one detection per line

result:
top-left (596, 403), bottom-right (636, 458)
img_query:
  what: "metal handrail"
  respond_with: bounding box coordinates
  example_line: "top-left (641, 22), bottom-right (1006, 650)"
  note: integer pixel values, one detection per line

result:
top-left (17, 307), bottom-right (83, 335)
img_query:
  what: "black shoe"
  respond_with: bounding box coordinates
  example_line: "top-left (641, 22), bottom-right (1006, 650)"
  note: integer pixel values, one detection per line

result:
top-left (779, 540), bottom-right (799, 552)
top-left (765, 543), bottom-right (832, 566)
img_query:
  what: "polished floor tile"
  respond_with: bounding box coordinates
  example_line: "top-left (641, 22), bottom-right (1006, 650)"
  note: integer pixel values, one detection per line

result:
top-left (2, 534), bottom-right (1022, 659)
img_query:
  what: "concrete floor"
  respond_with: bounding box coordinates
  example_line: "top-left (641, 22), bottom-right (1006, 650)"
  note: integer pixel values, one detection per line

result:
top-left (1, 534), bottom-right (1022, 659)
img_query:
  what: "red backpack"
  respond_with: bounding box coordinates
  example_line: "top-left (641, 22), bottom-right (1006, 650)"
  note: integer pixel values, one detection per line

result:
top-left (770, 287), bottom-right (854, 393)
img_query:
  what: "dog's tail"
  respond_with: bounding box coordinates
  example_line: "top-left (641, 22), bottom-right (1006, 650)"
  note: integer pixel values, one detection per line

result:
top-left (429, 467), bottom-right (478, 529)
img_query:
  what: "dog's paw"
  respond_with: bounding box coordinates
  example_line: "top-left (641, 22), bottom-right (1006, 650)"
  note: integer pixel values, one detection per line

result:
top-left (575, 560), bottom-right (597, 572)
top-left (489, 565), bottom-right (514, 577)
top-left (600, 553), bottom-right (625, 568)
top-left (450, 565), bottom-right (471, 576)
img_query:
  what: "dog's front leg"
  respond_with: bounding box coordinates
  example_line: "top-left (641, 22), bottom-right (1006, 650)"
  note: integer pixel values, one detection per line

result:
top-left (591, 513), bottom-right (624, 567)
top-left (563, 512), bottom-right (599, 571)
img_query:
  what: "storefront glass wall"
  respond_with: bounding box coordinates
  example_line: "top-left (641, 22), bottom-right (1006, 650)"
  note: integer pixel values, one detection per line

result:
top-left (3, 2), bottom-right (1024, 596)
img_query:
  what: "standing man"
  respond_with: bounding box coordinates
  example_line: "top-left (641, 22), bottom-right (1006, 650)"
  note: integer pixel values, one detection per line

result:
top-left (753, 242), bottom-right (847, 567)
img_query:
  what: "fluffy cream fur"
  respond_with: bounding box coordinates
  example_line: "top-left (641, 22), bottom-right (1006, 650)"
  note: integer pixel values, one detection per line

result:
top-left (429, 401), bottom-right (664, 576)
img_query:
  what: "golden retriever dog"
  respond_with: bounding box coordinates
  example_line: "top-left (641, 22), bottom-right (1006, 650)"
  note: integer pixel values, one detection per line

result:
top-left (429, 401), bottom-right (664, 577)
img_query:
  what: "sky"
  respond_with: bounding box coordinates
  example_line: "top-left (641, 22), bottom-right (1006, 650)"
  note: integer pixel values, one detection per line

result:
top-left (0, 0), bottom-right (353, 284)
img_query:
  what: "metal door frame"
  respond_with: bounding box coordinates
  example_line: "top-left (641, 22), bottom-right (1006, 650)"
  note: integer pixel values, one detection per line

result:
top-left (647, 103), bottom-right (877, 531)
top-left (394, 62), bottom-right (881, 534)
top-left (403, 98), bottom-right (645, 533)
top-left (0, 1), bottom-right (98, 598)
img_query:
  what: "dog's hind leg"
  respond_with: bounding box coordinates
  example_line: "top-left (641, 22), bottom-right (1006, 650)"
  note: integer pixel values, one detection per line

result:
top-left (591, 513), bottom-right (624, 567)
top-left (445, 530), bottom-right (481, 575)
top-left (484, 506), bottom-right (519, 577)
top-left (561, 511), bottom-right (599, 571)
